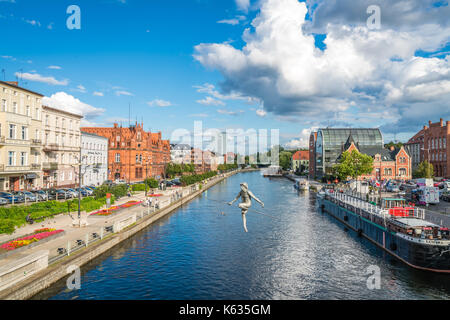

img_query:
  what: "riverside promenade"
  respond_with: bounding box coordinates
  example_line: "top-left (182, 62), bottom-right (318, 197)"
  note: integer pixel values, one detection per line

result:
top-left (0, 170), bottom-right (240, 300)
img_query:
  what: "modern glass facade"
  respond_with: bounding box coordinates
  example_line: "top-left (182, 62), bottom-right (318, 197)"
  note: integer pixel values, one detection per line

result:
top-left (315, 128), bottom-right (383, 177)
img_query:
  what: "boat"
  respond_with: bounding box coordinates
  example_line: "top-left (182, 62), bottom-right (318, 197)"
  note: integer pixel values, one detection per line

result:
top-left (317, 189), bottom-right (450, 273)
top-left (262, 165), bottom-right (283, 177)
top-left (294, 179), bottom-right (309, 191)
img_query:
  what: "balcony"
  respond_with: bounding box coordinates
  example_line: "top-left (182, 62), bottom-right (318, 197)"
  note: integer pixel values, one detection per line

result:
top-left (42, 162), bottom-right (59, 170)
top-left (43, 143), bottom-right (59, 152)
top-left (31, 139), bottom-right (42, 147)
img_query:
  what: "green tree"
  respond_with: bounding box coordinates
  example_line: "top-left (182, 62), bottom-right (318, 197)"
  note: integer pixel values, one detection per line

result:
top-left (413, 160), bottom-right (434, 178)
top-left (279, 151), bottom-right (292, 170)
top-left (332, 150), bottom-right (374, 181)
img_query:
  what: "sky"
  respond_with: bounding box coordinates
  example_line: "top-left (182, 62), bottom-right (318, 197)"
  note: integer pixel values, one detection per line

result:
top-left (0, 0), bottom-right (449, 150)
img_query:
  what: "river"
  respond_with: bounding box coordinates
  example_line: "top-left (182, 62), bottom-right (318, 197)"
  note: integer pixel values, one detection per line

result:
top-left (34, 171), bottom-right (450, 300)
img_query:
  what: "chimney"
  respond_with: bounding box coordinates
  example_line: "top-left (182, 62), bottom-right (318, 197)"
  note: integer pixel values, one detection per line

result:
top-left (423, 125), bottom-right (428, 131)
top-left (429, 120), bottom-right (432, 127)
top-left (440, 118), bottom-right (444, 127)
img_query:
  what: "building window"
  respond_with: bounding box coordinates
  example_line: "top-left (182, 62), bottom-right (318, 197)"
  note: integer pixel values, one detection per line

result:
top-left (8, 151), bottom-right (15, 166)
top-left (26, 106), bottom-right (30, 117)
top-left (20, 152), bottom-right (27, 166)
top-left (12, 102), bottom-right (17, 113)
top-left (21, 126), bottom-right (27, 140)
top-left (399, 168), bottom-right (406, 176)
top-left (115, 153), bottom-right (120, 163)
top-left (9, 124), bottom-right (16, 139)
top-left (1, 99), bottom-right (6, 112)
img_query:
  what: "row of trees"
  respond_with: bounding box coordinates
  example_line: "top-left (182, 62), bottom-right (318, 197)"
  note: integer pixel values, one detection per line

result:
top-left (165, 163), bottom-right (195, 179)
top-left (180, 171), bottom-right (218, 186)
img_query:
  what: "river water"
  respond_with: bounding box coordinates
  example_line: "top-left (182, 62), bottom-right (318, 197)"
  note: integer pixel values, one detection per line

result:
top-left (34, 171), bottom-right (450, 300)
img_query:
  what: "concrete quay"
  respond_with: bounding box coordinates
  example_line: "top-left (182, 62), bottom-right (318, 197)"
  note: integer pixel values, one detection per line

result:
top-left (0, 170), bottom-right (239, 300)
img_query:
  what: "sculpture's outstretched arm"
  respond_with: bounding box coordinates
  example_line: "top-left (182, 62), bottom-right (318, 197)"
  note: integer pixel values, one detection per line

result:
top-left (248, 191), bottom-right (264, 208)
top-left (228, 192), bottom-right (241, 206)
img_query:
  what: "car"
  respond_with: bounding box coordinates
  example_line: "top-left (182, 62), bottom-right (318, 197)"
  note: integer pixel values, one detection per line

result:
top-left (31, 190), bottom-right (48, 201)
top-left (171, 179), bottom-right (182, 186)
top-left (55, 189), bottom-right (70, 199)
top-left (83, 186), bottom-right (94, 195)
top-left (0, 192), bottom-right (21, 203)
top-left (11, 192), bottom-right (26, 203)
top-left (76, 188), bottom-right (88, 197)
top-left (64, 188), bottom-right (79, 198)
top-left (17, 191), bottom-right (37, 202)
top-left (0, 197), bottom-right (8, 205)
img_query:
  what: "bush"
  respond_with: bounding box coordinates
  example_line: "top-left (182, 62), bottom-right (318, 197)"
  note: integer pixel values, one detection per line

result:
top-left (0, 219), bottom-right (16, 235)
top-left (144, 178), bottom-right (159, 189)
top-left (180, 171), bottom-right (218, 186)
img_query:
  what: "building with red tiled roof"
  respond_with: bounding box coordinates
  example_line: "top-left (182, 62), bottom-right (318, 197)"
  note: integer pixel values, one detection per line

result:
top-left (292, 150), bottom-right (309, 173)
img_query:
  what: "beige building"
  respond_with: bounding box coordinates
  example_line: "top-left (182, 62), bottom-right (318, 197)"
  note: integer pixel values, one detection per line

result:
top-left (42, 105), bottom-right (82, 188)
top-left (0, 81), bottom-right (44, 191)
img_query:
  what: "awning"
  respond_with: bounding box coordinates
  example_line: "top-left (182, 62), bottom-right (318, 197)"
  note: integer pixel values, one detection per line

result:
top-left (25, 173), bottom-right (37, 179)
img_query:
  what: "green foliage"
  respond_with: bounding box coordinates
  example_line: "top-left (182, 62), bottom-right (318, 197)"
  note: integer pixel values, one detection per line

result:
top-left (180, 171), bottom-right (218, 186)
top-left (279, 151), bottom-right (293, 170)
top-left (0, 196), bottom-right (113, 235)
top-left (144, 178), bottom-right (159, 189)
top-left (384, 141), bottom-right (404, 149)
top-left (165, 163), bottom-right (196, 178)
top-left (217, 163), bottom-right (238, 172)
top-left (94, 184), bottom-right (127, 199)
top-left (413, 160), bottom-right (434, 178)
top-left (332, 150), bottom-right (374, 181)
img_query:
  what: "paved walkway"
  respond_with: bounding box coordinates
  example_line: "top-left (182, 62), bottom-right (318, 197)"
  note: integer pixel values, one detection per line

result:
top-left (0, 188), bottom-right (180, 268)
top-left (0, 173), bottom-right (232, 269)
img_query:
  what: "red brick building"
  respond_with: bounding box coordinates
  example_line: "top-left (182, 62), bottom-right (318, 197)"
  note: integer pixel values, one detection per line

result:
top-left (422, 119), bottom-right (449, 178)
top-left (81, 122), bottom-right (170, 182)
top-left (345, 137), bottom-right (412, 181)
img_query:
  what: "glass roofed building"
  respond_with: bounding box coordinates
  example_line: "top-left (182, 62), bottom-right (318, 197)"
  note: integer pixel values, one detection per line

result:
top-left (312, 128), bottom-right (383, 178)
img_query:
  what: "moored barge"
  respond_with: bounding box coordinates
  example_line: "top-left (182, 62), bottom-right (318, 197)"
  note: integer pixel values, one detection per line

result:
top-left (317, 190), bottom-right (450, 273)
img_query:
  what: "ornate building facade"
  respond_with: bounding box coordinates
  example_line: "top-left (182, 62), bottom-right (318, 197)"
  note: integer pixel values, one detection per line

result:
top-left (81, 122), bottom-right (170, 182)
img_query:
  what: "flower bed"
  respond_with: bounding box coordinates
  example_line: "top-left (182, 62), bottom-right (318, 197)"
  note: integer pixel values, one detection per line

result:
top-left (0, 228), bottom-right (64, 251)
top-left (90, 200), bottom-right (143, 216)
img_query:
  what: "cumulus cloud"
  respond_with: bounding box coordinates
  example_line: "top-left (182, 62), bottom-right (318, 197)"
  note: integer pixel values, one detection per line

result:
top-left (42, 92), bottom-right (105, 121)
top-left (256, 109), bottom-right (267, 117)
top-left (147, 99), bottom-right (172, 107)
top-left (236, 0), bottom-right (250, 12)
top-left (194, 0), bottom-right (450, 134)
top-left (284, 127), bottom-right (317, 149)
top-left (15, 72), bottom-right (68, 86)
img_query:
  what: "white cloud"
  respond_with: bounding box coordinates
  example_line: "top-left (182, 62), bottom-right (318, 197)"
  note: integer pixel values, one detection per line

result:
top-left (75, 84), bottom-right (86, 93)
top-left (15, 72), bottom-right (68, 86)
top-left (42, 92), bottom-right (105, 120)
top-left (47, 22), bottom-right (54, 30)
top-left (217, 109), bottom-right (244, 116)
top-left (147, 99), bottom-right (172, 107)
top-left (196, 96), bottom-right (225, 106)
top-left (115, 90), bottom-right (133, 96)
top-left (284, 128), bottom-right (317, 149)
top-left (25, 19), bottom-right (41, 27)
top-left (236, 0), bottom-right (250, 12)
top-left (93, 91), bottom-right (104, 97)
top-left (194, 0), bottom-right (450, 133)
top-left (48, 65), bottom-right (61, 70)
top-left (217, 19), bottom-right (240, 26)
top-left (256, 109), bottom-right (267, 117)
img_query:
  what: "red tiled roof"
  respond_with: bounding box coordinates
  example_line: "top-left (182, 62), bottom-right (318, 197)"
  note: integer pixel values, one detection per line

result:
top-left (292, 150), bottom-right (309, 161)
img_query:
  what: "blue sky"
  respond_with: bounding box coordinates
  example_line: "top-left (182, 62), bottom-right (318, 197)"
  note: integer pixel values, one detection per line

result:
top-left (1, 0), bottom-right (449, 149)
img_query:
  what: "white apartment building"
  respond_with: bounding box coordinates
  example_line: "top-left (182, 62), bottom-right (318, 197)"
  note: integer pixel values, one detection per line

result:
top-left (81, 131), bottom-right (108, 186)
top-left (42, 105), bottom-right (82, 188)
top-left (0, 81), bottom-right (44, 191)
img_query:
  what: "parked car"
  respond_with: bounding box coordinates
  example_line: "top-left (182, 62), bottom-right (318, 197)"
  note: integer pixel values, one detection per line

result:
top-left (31, 190), bottom-right (48, 201)
top-left (16, 191), bottom-right (37, 202)
top-left (64, 188), bottom-right (79, 198)
top-left (83, 186), bottom-right (94, 195)
top-left (11, 192), bottom-right (26, 203)
top-left (55, 189), bottom-right (70, 199)
top-left (0, 197), bottom-right (8, 205)
top-left (76, 188), bottom-right (88, 197)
